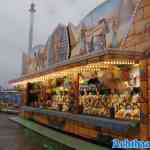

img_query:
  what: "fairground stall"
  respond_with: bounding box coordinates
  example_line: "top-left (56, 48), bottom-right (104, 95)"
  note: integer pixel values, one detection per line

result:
top-left (10, 0), bottom-right (150, 144)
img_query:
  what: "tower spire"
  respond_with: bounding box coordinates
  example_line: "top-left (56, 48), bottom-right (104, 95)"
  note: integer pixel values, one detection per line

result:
top-left (28, 2), bottom-right (36, 53)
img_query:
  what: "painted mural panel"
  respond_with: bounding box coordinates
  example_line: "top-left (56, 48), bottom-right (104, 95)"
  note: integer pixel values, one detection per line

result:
top-left (70, 0), bottom-right (142, 58)
top-left (122, 0), bottom-right (150, 52)
top-left (22, 46), bottom-right (48, 74)
top-left (47, 24), bottom-right (69, 66)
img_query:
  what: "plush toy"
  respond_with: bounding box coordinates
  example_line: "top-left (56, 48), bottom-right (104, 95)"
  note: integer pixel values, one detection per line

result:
top-left (131, 104), bottom-right (140, 120)
top-left (115, 105), bottom-right (126, 119)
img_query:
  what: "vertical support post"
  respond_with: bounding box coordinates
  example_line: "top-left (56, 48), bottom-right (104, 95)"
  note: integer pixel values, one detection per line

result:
top-left (75, 73), bottom-right (80, 113)
top-left (18, 84), bottom-right (28, 106)
top-left (70, 73), bottom-right (80, 114)
top-left (139, 59), bottom-right (149, 139)
top-left (19, 85), bottom-right (28, 118)
top-left (147, 58), bottom-right (150, 139)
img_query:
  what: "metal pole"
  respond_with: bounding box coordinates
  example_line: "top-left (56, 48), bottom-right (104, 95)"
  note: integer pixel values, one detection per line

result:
top-left (28, 3), bottom-right (36, 53)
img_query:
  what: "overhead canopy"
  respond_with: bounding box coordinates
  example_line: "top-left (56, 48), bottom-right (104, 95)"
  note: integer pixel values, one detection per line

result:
top-left (10, 49), bottom-right (143, 85)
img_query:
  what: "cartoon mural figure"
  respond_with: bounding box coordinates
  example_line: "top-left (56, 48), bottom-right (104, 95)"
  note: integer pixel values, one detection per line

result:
top-left (111, 18), bottom-right (119, 48)
top-left (83, 18), bottom-right (109, 53)
top-left (22, 45), bottom-right (48, 74)
top-left (80, 24), bottom-right (87, 55)
top-left (93, 19), bottom-right (109, 51)
top-left (47, 24), bottom-right (69, 65)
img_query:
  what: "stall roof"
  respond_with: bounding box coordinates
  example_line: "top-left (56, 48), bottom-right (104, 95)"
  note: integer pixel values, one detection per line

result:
top-left (10, 49), bottom-right (143, 84)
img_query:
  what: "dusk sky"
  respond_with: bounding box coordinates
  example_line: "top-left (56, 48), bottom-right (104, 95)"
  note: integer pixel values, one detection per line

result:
top-left (0, 0), bottom-right (106, 87)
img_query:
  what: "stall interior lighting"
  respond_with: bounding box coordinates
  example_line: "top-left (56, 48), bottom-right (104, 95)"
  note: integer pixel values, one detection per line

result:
top-left (13, 59), bottom-right (136, 86)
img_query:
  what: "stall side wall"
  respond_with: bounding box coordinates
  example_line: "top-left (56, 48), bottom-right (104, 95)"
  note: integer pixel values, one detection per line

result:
top-left (122, 0), bottom-right (150, 52)
top-left (121, 0), bottom-right (150, 140)
top-left (147, 58), bottom-right (150, 139)
top-left (140, 59), bottom-right (149, 140)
